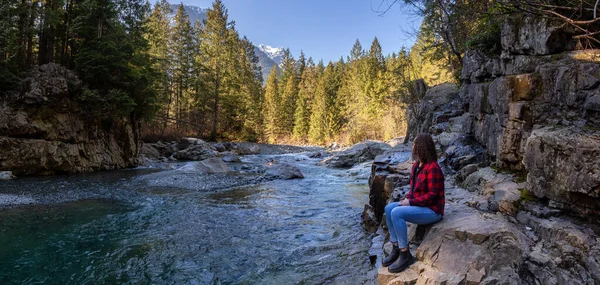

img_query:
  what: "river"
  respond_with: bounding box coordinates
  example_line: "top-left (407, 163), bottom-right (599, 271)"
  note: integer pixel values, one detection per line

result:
top-left (0, 150), bottom-right (391, 284)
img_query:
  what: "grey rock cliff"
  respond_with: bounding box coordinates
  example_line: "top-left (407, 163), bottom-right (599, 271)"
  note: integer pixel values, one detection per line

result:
top-left (372, 12), bottom-right (600, 285)
top-left (0, 64), bottom-right (140, 175)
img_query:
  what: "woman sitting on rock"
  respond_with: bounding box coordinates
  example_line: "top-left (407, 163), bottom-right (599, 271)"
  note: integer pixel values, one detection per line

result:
top-left (382, 133), bottom-right (445, 273)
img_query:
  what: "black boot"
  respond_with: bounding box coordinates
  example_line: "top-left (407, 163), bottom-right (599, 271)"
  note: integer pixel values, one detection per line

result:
top-left (382, 244), bottom-right (400, 267)
top-left (388, 248), bottom-right (414, 273)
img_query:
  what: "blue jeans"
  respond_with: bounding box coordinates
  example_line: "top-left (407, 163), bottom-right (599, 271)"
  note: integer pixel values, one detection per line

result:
top-left (384, 202), bottom-right (442, 248)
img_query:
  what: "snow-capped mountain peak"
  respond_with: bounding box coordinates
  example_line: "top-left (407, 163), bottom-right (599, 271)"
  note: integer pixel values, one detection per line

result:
top-left (258, 44), bottom-right (285, 64)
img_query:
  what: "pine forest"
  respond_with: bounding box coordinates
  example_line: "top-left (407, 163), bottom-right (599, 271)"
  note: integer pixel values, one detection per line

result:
top-left (0, 0), bottom-right (455, 145)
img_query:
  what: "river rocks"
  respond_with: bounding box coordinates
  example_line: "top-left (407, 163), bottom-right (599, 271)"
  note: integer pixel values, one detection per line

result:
top-left (140, 144), bottom-right (161, 160)
top-left (195, 158), bottom-right (230, 174)
top-left (177, 137), bottom-right (206, 150)
top-left (173, 144), bottom-right (216, 161)
top-left (150, 141), bottom-right (178, 157)
top-left (362, 155), bottom-right (412, 232)
top-left (455, 164), bottom-right (478, 183)
top-left (266, 163), bottom-right (304, 180)
top-left (212, 143), bottom-right (226, 152)
top-left (221, 154), bottom-right (241, 163)
top-left (0, 171), bottom-right (16, 180)
top-left (235, 144), bottom-right (261, 155)
top-left (323, 140), bottom-right (391, 168)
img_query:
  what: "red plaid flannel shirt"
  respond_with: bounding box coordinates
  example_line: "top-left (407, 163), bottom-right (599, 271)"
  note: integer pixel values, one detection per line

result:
top-left (406, 161), bottom-right (445, 215)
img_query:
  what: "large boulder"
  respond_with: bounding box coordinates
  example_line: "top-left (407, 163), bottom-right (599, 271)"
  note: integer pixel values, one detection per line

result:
top-left (196, 158), bottom-right (230, 174)
top-left (266, 163), bottom-right (304, 180)
top-left (235, 143), bottom-right (261, 155)
top-left (221, 154), bottom-right (241, 163)
top-left (0, 171), bottom-right (15, 180)
top-left (176, 137), bottom-right (206, 150)
top-left (140, 144), bottom-right (161, 160)
top-left (523, 127), bottom-right (600, 221)
top-left (323, 141), bottom-right (391, 168)
top-left (379, 202), bottom-right (528, 285)
top-left (173, 144), bottom-right (216, 161)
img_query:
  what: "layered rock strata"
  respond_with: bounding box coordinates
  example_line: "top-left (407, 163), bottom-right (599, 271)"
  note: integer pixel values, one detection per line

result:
top-left (366, 13), bottom-right (600, 285)
top-left (0, 64), bottom-right (140, 175)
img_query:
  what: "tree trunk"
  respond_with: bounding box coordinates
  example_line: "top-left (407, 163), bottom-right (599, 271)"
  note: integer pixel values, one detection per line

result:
top-left (177, 77), bottom-right (183, 130)
top-left (61, 0), bottom-right (73, 66)
top-left (25, 1), bottom-right (35, 68)
top-left (210, 70), bottom-right (219, 140)
top-left (17, 0), bottom-right (27, 72)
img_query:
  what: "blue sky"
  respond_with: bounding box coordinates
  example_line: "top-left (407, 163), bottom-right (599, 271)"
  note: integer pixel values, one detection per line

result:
top-left (172, 0), bottom-right (422, 63)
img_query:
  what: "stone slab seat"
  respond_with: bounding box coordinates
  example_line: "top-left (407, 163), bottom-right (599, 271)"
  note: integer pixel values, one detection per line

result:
top-left (378, 203), bottom-right (528, 285)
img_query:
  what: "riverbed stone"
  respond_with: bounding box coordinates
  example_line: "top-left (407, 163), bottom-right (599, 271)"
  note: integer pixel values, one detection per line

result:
top-left (0, 171), bottom-right (16, 180)
top-left (140, 144), bottom-right (161, 160)
top-left (221, 154), bottom-right (241, 163)
top-left (323, 140), bottom-right (390, 168)
top-left (196, 158), bottom-right (230, 174)
top-left (235, 144), bottom-right (261, 155)
top-left (266, 163), bottom-right (304, 179)
top-left (177, 137), bottom-right (206, 150)
top-left (173, 143), bottom-right (216, 161)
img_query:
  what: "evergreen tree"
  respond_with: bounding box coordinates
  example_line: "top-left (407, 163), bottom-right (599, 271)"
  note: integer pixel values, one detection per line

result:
top-left (279, 48), bottom-right (295, 83)
top-left (368, 37), bottom-right (385, 73)
top-left (365, 37), bottom-right (387, 113)
top-left (146, 0), bottom-right (172, 126)
top-left (349, 39), bottom-right (363, 62)
top-left (237, 36), bottom-right (264, 141)
top-left (200, 0), bottom-right (234, 140)
top-left (0, 0), bottom-right (18, 93)
top-left (280, 75), bottom-right (298, 136)
top-left (73, 0), bottom-right (156, 118)
top-left (309, 62), bottom-right (335, 144)
top-left (292, 57), bottom-right (317, 140)
top-left (171, 4), bottom-right (195, 129)
top-left (326, 58), bottom-right (344, 140)
top-left (296, 50), bottom-right (306, 81)
top-left (339, 42), bottom-right (369, 143)
top-left (263, 65), bottom-right (280, 143)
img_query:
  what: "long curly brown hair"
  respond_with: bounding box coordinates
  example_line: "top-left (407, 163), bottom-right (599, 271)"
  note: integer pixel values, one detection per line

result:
top-left (412, 133), bottom-right (437, 163)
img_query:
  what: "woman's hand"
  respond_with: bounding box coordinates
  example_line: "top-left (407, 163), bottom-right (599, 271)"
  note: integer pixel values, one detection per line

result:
top-left (400, 198), bottom-right (410, 206)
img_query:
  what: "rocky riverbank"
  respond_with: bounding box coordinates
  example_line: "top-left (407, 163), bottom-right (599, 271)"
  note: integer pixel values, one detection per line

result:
top-left (365, 11), bottom-right (600, 285)
top-left (0, 144), bottom-right (380, 284)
